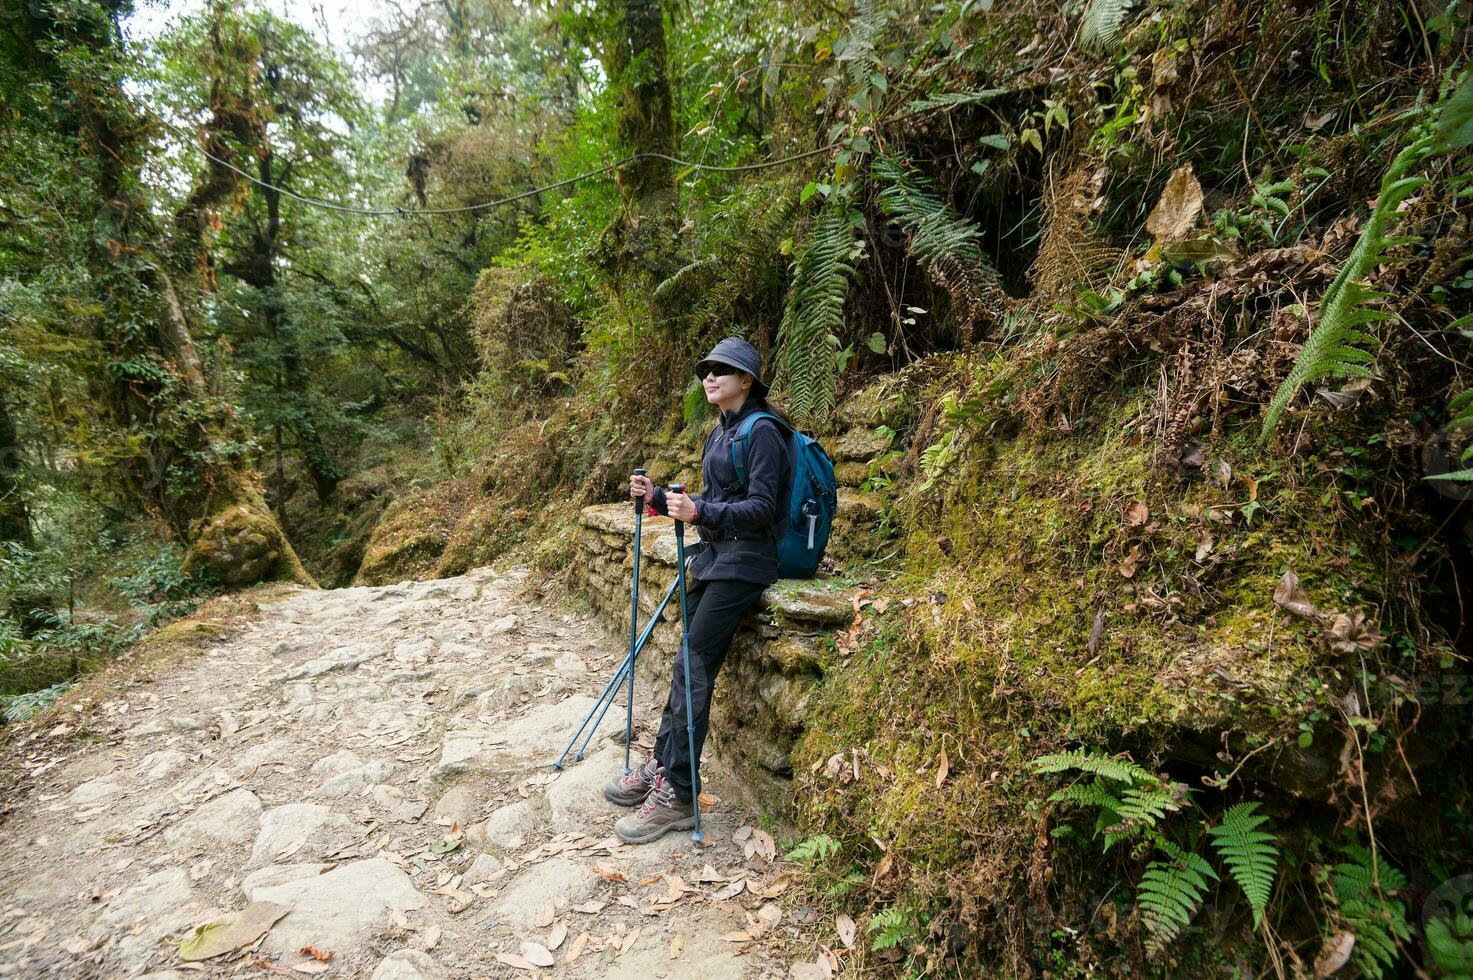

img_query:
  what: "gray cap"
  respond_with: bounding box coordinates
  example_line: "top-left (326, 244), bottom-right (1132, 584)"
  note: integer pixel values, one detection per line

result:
top-left (694, 337), bottom-right (768, 397)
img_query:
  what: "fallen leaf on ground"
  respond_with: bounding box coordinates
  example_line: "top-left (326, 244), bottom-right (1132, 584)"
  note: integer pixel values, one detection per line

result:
top-left (618, 927), bottom-right (640, 955)
top-left (1123, 501), bottom-right (1149, 526)
top-left (710, 879), bottom-right (746, 901)
top-left (836, 913), bottom-right (856, 948)
top-left (177, 902), bottom-right (293, 961)
top-left (936, 747), bottom-right (949, 789)
top-left (521, 941), bottom-right (555, 967)
top-left (697, 864), bottom-right (724, 883)
top-left (1273, 570), bottom-right (1320, 620)
top-left (298, 946), bottom-right (333, 962)
top-left (546, 921), bottom-right (567, 951)
top-left (532, 903), bottom-right (555, 928)
top-left (593, 866), bottom-right (629, 884)
top-left (570, 900), bottom-right (607, 914)
top-left (721, 931), bottom-right (752, 943)
top-left (418, 925), bottom-right (441, 950)
top-left (565, 932), bottom-right (589, 963)
top-left (495, 952), bottom-right (537, 970)
top-left (697, 792), bottom-right (718, 807)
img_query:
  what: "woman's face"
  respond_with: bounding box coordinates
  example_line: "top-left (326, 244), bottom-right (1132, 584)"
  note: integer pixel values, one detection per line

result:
top-left (702, 365), bottom-right (752, 406)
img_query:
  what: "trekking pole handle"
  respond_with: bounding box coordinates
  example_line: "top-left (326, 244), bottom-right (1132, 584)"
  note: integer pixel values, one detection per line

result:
top-left (633, 468), bottom-right (647, 513)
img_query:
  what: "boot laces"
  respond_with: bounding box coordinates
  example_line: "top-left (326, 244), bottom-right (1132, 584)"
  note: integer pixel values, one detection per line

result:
top-left (637, 774), bottom-right (675, 817)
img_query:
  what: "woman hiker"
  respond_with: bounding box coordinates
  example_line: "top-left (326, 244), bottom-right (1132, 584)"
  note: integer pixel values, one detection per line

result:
top-left (604, 337), bottom-right (792, 845)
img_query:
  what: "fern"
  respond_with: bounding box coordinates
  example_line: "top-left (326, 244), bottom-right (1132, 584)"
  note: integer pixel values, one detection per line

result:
top-left (787, 833), bottom-right (842, 862)
top-left (905, 88), bottom-right (1008, 113)
top-left (1262, 72), bottom-right (1472, 438)
top-left (1032, 749), bottom-right (1156, 785)
top-left (1426, 385), bottom-right (1473, 483)
top-left (1117, 784), bottom-right (1181, 825)
top-left (1427, 905), bottom-right (1473, 976)
top-left (1327, 844), bottom-right (1411, 979)
top-left (1080, 0), bottom-right (1131, 51)
top-left (773, 206), bottom-right (860, 426)
top-left (1206, 802), bottom-right (1279, 929)
top-left (1137, 840), bottom-right (1217, 955)
top-left (873, 156), bottom-right (1005, 338)
top-left (866, 906), bottom-right (918, 951)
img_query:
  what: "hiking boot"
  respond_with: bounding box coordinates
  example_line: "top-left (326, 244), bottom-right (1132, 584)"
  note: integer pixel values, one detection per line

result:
top-left (603, 752), bottom-right (660, 807)
top-left (613, 774), bottom-right (695, 844)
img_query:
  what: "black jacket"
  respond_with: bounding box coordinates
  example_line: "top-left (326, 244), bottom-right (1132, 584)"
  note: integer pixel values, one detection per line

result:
top-left (650, 397), bottom-right (790, 585)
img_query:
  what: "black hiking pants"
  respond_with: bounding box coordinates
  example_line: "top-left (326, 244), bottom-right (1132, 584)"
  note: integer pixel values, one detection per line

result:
top-left (653, 575), bottom-right (767, 803)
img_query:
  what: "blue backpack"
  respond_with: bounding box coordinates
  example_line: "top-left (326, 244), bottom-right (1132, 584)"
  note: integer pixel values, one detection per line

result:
top-left (729, 412), bottom-right (837, 579)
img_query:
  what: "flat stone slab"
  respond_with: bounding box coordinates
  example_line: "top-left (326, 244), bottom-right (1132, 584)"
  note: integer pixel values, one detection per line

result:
top-left (371, 949), bottom-right (448, 980)
top-left (493, 856), bottom-right (596, 932)
top-left (468, 799), bottom-right (538, 852)
top-left (268, 644), bottom-right (387, 683)
top-left (250, 803), bottom-right (350, 867)
top-left (164, 788), bottom-right (262, 855)
top-left (241, 863), bottom-right (333, 900)
top-left (546, 746), bottom-right (625, 835)
top-left (254, 858), bottom-right (426, 955)
top-left (433, 696), bottom-right (599, 776)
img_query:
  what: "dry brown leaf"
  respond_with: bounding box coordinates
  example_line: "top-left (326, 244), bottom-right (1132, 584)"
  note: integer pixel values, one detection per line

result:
top-left (298, 946), bottom-right (333, 962)
top-left (697, 792), bottom-right (719, 807)
top-left (521, 941), bottom-right (555, 967)
top-left (565, 931), bottom-right (589, 963)
top-left (697, 864), bottom-right (724, 883)
top-left (1328, 610), bottom-right (1383, 653)
top-left (495, 951), bottom-right (538, 970)
top-left (1273, 570), bottom-right (1320, 620)
top-left (1123, 500), bottom-right (1149, 526)
top-left (570, 900), bottom-right (607, 914)
top-left (710, 878), bottom-right (746, 901)
top-left (720, 931), bottom-right (752, 943)
top-left (546, 921), bottom-right (567, 951)
top-left (531, 903), bottom-right (555, 928)
top-left (419, 925), bottom-right (441, 950)
top-left (836, 913), bottom-right (856, 949)
top-left (618, 928), bottom-right (640, 955)
top-left (1118, 544), bottom-right (1141, 579)
top-left (1313, 930), bottom-right (1355, 977)
top-left (593, 866), bottom-right (629, 884)
top-left (936, 747), bottom-right (950, 789)
top-left (1146, 164), bottom-right (1204, 240)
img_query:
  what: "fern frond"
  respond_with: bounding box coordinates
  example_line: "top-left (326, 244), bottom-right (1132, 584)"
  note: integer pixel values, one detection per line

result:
top-left (1262, 78), bottom-right (1472, 438)
top-left (1427, 909), bottom-right (1473, 975)
top-left (873, 156), bottom-right (1008, 339)
top-left (1138, 841), bottom-right (1217, 955)
top-left (1031, 749), bottom-right (1155, 785)
top-left (905, 88), bottom-right (1008, 113)
top-left (1326, 844), bottom-right (1411, 979)
top-left (1206, 802), bottom-right (1279, 929)
top-left (1118, 784), bottom-right (1181, 825)
top-left (1080, 0), bottom-right (1131, 51)
top-left (773, 206), bottom-right (860, 426)
top-left (1049, 779), bottom-right (1122, 811)
top-left (654, 255), bottom-right (720, 300)
top-left (1426, 387), bottom-right (1473, 483)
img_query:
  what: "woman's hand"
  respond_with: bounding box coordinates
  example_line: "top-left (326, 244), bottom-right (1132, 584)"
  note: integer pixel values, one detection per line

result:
top-left (666, 491), bottom-right (698, 523)
top-left (629, 473), bottom-right (654, 504)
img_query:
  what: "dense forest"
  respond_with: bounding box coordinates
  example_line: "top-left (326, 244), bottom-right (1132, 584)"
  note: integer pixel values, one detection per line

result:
top-left (3, 0), bottom-right (1472, 974)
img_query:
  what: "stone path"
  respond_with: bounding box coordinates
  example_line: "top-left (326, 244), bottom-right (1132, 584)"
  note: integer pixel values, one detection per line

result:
top-left (0, 568), bottom-right (816, 978)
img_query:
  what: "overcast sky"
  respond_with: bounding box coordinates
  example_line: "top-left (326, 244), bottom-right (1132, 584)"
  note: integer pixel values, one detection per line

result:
top-left (123, 0), bottom-right (374, 59)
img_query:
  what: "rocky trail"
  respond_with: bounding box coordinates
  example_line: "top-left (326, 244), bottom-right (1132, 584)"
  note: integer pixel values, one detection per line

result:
top-left (0, 567), bottom-right (824, 979)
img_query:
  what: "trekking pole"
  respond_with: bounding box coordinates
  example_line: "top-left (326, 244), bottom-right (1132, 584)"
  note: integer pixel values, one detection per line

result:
top-left (549, 575), bottom-right (680, 771)
top-left (575, 551), bottom-right (693, 763)
top-left (624, 468), bottom-right (645, 774)
top-left (670, 483), bottom-right (702, 843)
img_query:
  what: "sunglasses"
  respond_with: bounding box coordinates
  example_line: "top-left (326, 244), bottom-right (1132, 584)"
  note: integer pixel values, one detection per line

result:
top-left (698, 363), bottom-right (739, 378)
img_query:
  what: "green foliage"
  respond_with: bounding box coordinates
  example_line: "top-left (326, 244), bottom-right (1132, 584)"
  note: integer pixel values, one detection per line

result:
top-left (0, 681), bottom-right (73, 723)
top-left (1080, 0), bottom-right (1131, 51)
top-left (1427, 385), bottom-right (1473, 483)
top-left (1262, 74), bottom-right (1473, 438)
top-left (1032, 749), bottom-right (1156, 785)
top-left (1325, 844), bottom-right (1410, 979)
top-left (867, 905), bottom-right (922, 952)
top-left (773, 206), bottom-right (862, 426)
top-left (1206, 802), bottom-right (1279, 929)
top-left (1427, 900), bottom-right (1473, 977)
top-left (1138, 840), bottom-right (1217, 954)
top-left (786, 833), bottom-right (841, 862)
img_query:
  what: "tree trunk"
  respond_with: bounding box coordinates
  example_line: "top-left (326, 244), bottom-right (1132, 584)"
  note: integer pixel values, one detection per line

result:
top-left (598, 0), bottom-right (682, 280)
top-left (0, 399), bottom-right (54, 634)
top-left (35, 0), bottom-right (315, 589)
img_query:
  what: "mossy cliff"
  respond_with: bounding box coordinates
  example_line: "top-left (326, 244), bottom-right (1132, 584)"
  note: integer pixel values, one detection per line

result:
top-left (791, 353), bottom-right (1469, 974)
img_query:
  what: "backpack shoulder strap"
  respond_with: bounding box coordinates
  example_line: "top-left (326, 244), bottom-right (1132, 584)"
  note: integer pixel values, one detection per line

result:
top-left (730, 412), bottom-right (790, 491)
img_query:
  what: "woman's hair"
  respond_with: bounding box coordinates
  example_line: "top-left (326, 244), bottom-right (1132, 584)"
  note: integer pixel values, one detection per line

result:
top-left (750, 393), bottom-right (793, 426)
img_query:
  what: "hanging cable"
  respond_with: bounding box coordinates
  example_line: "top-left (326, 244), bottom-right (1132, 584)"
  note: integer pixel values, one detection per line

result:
top-left (148, 110), bottom-right (841, 218)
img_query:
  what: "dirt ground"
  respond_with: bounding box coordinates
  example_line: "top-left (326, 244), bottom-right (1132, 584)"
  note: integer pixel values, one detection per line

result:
top-left (0, 567), bottom-right (834, 979)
